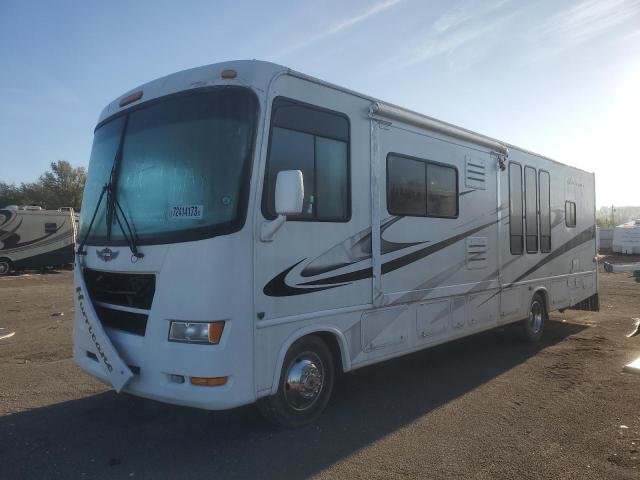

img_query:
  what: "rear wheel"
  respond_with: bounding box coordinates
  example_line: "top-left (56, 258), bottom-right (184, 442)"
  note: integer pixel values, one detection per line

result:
top-left (258, 335), bottom-right (335, 428)
top-left (0, 258), bottom-right (13, 276)
top-left (520, 293), bottom-right (546, 342)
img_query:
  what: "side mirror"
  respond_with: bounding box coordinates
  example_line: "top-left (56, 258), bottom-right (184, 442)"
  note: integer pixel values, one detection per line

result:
top-left (275, 170), bottom-right (304, 216)
top-left (260, 170), bottom-right (304, 242)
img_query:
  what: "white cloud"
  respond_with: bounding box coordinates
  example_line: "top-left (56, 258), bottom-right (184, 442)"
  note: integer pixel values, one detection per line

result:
top-left (383, 0), bottom-right (515, 70)
top-left (525, 0), bottom-right (640, 61)
top-left (270, 0), bottom-right (404, 59)
top-left (432, 0), bottom-right (510, 34)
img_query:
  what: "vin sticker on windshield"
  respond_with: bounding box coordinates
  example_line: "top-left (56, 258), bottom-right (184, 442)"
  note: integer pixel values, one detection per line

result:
top-left (169, 205), bottom-right (203, 219)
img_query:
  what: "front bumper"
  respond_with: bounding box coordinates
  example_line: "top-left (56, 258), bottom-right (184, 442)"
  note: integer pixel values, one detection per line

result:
top-left (73, 320), bottom-right (254, 411)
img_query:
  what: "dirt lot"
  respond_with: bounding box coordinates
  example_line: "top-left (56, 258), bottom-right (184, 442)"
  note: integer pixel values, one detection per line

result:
top-left (1, 256), bottom-right (640, 479)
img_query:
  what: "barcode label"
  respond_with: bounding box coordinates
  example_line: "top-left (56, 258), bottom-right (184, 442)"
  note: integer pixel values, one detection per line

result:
top-left (168, 205), bottom-right (203, 219)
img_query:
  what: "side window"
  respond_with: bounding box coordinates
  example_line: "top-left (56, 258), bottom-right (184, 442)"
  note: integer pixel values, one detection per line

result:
top-left (386, 154), bottom-right (458, 218)
top-left (524, 166), bottom-right (538, 253)
top-left (509, 163), bottom-right (523, 255)
top-left (263, 97), bottom-right (349, 221)
top-left (387, 155), bottom-right (426, 216)
top-left (565, 201), bottom-right (576, 227)
top-left (426, 162), bottom-right (458, 217)
top-left (45, 222), bottom-right (57, 234)
top-left (539, 171), bottom-right (551, 252)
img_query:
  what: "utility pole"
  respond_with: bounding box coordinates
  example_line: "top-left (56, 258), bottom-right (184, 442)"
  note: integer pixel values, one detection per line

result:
top-left (611, 204), bottom-right (615, 226)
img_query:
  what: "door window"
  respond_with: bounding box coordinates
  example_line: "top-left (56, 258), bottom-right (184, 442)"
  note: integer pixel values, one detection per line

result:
top-left (263, 97), bottom-right (350, 221)
top-left (525, 166), bottom-right (538, 253)
top-left (539, 170), bottom-right (551, 252)
top-left (509, 163), bottom-right (524, 254)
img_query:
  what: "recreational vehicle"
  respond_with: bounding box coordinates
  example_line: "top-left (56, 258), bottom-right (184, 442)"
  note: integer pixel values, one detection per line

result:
top-left (612, 219), bottom-right (640, 254)
top-left (0, 206), bottom-right (76, 276)
top-left (73, 60), bottom-right (598, 427)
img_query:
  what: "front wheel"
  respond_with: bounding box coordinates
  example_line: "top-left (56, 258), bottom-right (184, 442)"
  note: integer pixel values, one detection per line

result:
top-left (258, 335), bottom-right (335, 428)
top-left (520, 293), bottom-right (547, 342)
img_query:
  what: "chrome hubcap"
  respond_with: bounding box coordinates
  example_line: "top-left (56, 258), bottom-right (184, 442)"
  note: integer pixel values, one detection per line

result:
top-left (284, 352), bottom-right (324, 411)
top-left (0, 262), bottom-right (8, 275)
top-left (530, 300), bottom-right (543, 334)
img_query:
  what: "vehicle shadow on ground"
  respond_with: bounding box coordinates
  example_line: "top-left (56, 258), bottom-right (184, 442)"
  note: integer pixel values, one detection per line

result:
top-left (0, 320), bottom-right (586, 480)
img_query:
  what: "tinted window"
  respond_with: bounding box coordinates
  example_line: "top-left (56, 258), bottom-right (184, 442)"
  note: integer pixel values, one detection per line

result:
top-left (565, 201), bottom-right (576, 227)
top-left (387, 154), bottom-right (457, 218)
top-left (387, 155), bottom-right (426, 216)
top-left (266, 127), bottom-right (315, 218)
top-left (539, 171), bottom-right (551, 252)
top-left (525, 166), bottom-right (538, 253)
top-left (263, 98), bottom-right (349, 221)
top-left (45, 222), bottom-right (57, 234)
top-left (509, 163), bottom-right (523, 254)
top-left (427, 163), bottom-right (457, 217)
top-left (316, 137), bottom-right (348, 220)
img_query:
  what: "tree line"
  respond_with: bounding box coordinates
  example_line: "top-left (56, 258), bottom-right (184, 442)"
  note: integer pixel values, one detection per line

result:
top-left (1, 161), bottom-right (86, 211)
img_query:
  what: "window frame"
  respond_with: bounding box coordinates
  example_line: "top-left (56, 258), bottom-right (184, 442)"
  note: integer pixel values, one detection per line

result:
top-left (261, 96), bottom-right (351, 223)
top-left (538, 169), bottom-right (551, 253)
top-left (524, 165), bottom-right (538, 254)
top-left (508, 161), bottom-right (524, 255)
top-left (565, 200), bottom-right (576, 228)
top-left (385, 152), bottom-right (459, 219)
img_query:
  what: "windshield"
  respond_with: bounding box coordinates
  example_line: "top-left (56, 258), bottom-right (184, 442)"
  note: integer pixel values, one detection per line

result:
top-left (78, 87), bottom-right (259, 245)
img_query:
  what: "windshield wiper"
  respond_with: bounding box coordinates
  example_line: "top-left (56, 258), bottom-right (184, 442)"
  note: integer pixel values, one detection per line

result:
top-left (111, 195), bottom-right (144, 259)
top-left (76, 183), bottom-right (108, 257)
top-left (76, 180), bottom-right (144, 260)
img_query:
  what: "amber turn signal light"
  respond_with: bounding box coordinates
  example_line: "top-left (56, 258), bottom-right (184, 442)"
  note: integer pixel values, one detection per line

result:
top-left (208, 321), bottom-right (225, 344)
top-left (190, 376), bottom-right (228, 387)
top-left (119, 90), bottom-right (143, 107)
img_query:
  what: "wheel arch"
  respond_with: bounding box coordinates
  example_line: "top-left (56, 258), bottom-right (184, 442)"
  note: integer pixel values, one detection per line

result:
top-left (268, 325), bottom-right (351, 396)
top-left (531, 286), bottom-right (550, 313)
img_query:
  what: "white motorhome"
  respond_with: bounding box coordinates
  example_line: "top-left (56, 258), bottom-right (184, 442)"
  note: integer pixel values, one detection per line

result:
top-left (0, 206), bottom-right (76, 276)
top-left (73, 60), bottom-right (598, 427)
top-left (612, 219), bottom-right (640, 254)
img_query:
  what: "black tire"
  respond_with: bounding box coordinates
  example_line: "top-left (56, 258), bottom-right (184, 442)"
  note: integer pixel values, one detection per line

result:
top-left (520, 293), bottom-right (547, 342)
top-left (0, 258), bottom-right (13, 277)
top-left (258, 335), bottom-right (335, 428)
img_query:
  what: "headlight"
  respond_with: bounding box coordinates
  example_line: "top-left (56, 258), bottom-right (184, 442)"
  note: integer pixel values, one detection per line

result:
top-left (168, 321), bottom-right (225, 344)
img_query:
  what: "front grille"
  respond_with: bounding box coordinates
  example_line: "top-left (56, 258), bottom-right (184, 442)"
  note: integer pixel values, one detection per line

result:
top-left (83, 269), bottom-right (155, 336)
top-left (94, 305), bottom-right (148, 336)
top-left (83, 269), bottom-right (155, 309)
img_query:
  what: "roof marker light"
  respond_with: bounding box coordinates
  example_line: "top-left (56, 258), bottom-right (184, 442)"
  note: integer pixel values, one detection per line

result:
top-left (221, 69), bottom-right (237, 79)
top-left (119, 90), bottom-right (143, 107)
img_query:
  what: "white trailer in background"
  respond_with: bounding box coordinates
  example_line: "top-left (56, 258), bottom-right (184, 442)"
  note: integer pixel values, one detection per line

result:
top-left (73, 60), bottom-right (598, 427)
top-left (612, 220), bottom-right (640, 254)
top-left (0, 206), bottom-right (76, 276)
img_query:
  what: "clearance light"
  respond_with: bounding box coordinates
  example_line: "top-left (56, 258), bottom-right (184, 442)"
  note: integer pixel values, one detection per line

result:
top-left (190, 376), bottom-right (228, 387)
top-left (119, 90), bottom-right (143, 107)
top-left (221, 69), bottom-right (237, 79)
top-left (168, 321), bottom-right (225, 344)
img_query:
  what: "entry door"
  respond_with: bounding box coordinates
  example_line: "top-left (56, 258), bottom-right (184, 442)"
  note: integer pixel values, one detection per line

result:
top-left (254, 78), bottom-right (372, 323)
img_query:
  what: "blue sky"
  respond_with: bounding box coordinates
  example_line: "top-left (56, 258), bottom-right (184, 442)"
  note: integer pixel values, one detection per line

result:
top-left (1, 0), bottom-right (639, 207)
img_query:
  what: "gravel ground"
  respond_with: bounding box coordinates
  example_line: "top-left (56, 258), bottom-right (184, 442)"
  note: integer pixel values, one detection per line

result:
top-left (1, 255), bottom-right (639, 479)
